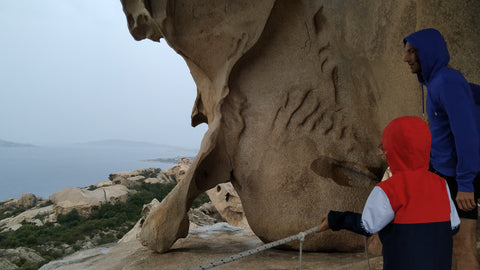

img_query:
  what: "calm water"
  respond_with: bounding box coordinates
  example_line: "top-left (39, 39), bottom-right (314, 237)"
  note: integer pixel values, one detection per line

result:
top-left (0, 145), bottom-right (197, 201)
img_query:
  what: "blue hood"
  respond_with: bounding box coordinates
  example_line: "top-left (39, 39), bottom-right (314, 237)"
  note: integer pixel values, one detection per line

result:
top-left (404, 28), bottom-right (450, 84)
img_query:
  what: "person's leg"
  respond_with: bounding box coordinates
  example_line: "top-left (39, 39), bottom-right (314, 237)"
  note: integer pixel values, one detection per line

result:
top-left (431, 168), bottom-right (480, 270)
top-left (453, 218), bottom-right (479, 270)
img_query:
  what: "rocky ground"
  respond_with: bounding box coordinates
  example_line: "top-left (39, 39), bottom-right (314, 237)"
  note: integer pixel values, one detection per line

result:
top-left (39, 223), bottom-right (384, 270)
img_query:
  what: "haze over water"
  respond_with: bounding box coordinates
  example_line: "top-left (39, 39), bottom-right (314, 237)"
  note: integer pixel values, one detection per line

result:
top-left (0, 142), bottom-right (197, 201)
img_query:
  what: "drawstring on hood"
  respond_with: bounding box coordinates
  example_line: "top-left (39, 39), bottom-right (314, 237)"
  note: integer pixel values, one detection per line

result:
top-left (382, 116), bottom-right (431, 175)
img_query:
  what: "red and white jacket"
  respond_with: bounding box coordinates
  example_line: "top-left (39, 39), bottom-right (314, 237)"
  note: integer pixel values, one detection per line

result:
top-left (328, 116), bottom-right (459, 270)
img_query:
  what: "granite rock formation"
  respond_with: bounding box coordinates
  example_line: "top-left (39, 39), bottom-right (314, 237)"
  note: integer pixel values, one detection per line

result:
top-left (49, 185), bottom-right (130, 216)
top-left (109, 168), bottom-right (176, 186)
top-left (17, 193), bottom-right (37, 208)
top-left (206, 183), bottom-right (250, 230)
top-left (165, 157), bottom-right (192, 182)
top-left (120, 0), bottom-right (480, 252)
top-left (0, 205), bottom-right (55, 232)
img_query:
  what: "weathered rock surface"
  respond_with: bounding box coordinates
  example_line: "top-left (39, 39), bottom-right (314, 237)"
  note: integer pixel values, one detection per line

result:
top-left (17, 193), bottom-right (37, 208)
top-left (118, 198), bottom-right (224, 244)
top-left (1, 193), bottom-right (46, 214)
top-left (165, 157), bottom-right (192, 182)
top-left (49, 185), bottom-right (130, 216)
top-left (0, 160), bottom-right (193, 234)
top-left (120, 0), bottom-right (480, 253)
top-left (0, 247), bottom-right (45, 267)
top-left (91, 180), bottom-right (113, 188)
top-left (40, 223), bottom-right (383, 270)
top-left (0, 198), bottom-right (17, 210)
top-left (206, 183), bottom-right (250, 230)
top-left (118, 198), bottom-right (161, 243)
top-left (0, 205), bottom-right (55, 232)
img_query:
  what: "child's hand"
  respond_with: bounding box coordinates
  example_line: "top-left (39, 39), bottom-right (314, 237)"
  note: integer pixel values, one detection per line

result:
top-left (316, 215), bottom-right (329, 233)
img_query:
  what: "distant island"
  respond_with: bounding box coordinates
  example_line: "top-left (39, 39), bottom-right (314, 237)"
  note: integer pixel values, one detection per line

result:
top-left (0, 139), bottom-right (36, 148)
top-left (142, 156), bottom-right (196, 163)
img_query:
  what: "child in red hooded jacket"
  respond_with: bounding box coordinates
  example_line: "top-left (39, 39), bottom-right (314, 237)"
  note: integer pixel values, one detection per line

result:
top-left (316, 116), bottom-right (460, 270)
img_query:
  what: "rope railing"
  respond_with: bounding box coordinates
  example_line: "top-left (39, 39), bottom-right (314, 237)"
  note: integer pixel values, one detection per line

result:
top-left (186, 226), bottom-right (319, 270)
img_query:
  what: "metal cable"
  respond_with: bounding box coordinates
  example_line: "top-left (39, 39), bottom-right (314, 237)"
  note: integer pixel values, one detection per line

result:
top-left (186, 226), bottom-right (319, 270)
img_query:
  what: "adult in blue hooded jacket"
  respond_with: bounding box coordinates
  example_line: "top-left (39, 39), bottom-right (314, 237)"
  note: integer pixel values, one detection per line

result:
top-left (403, 28), bottom-right (480, 270)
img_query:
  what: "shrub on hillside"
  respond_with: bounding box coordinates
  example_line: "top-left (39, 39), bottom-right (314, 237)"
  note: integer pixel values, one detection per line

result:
top-left (0, 181), bottom-right (211, 269)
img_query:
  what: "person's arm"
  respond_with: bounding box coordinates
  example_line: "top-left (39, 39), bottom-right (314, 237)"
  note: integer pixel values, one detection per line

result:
top-left (317, 186), bottom-right (394, 236)
top-left (441, 81), bottom-right (479, 210)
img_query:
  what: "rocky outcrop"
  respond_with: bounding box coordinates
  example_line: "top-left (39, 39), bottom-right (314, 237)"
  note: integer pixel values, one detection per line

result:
top-left (206, 183), bottom-right (249, 230)
top-left (0, 205), bottom-right (55, 232)
top-left (49, 185), bottom-right (130, 216)
top-left (38, 247), bottom-right (110, 270)
top-left (0, 258), bottom-right (17, 270)
top-left (165, 157), bottom-right (192, 182)
top-left (120, 0), bottom-right (480, 253)
top-left (109, 168), bottom-right (176, 187)
top-left (0, 247), bottom-right (45, 269)
top-left (17, 193), bottom-right (37, 208)
top-left (91, 181), bottom-right (113, 188)
top-left (118, 197), bottom-right (225, 243)
top-left (118, 198), bottom-right (161, 243)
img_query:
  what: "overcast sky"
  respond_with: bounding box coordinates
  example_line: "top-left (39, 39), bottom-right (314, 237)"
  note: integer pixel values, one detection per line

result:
top-left (0, 0), bottom-right (207, 149)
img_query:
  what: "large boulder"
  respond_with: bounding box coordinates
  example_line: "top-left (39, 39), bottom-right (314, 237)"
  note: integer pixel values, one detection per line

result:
top-left (118, 198), bottom-right (161, 243)
top-left (17, 193), bottom-right (37, 208)
top-left (49, 185), bottom-right (130, 216)
top-left (0, 199), bottom-right (18, 213)
top-left (120, 0), bottom-right (480, 252)
top-left (109, 168), bottom-right (175, 186)
top-left (0, 258), bottom-right (17, 270)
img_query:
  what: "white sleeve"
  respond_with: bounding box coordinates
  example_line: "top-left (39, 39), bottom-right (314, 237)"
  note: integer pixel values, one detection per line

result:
top-left (445, 181), bottom-right (460, 229)
top-left (361, 186), bottom-right (395, 234)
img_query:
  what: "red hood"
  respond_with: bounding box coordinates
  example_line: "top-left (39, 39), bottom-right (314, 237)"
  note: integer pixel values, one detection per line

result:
top-left (382, 116), bottom-right (431, 174)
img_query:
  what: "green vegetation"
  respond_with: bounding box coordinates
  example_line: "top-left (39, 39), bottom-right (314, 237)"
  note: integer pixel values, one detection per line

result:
top-left (139, 168), bottom-right (162, 179)
top-left (0, 200), bottom-right (52, 220)
top-left (192, 192), bottom-right (210, 208)
top-left (0, 206), bottom-right (26, 220)
top-left (0, 182), bottom-right (211, 269)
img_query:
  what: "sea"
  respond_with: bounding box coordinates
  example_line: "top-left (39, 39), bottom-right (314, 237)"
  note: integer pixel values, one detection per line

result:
top-left (0, 144), bottom-right (198, 201)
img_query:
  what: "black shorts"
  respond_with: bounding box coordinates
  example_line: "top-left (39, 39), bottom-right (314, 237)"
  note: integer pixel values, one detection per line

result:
top-left (429, 165), bottom-right (480, 220)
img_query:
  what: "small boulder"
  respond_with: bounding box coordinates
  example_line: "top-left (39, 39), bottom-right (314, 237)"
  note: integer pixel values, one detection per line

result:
top-left (18, 193), bottom-right (37, 208)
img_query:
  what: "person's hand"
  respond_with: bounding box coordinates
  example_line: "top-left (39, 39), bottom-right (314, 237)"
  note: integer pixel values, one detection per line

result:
top-left (316, 215), bottom-right (330, 233)
top-left (456, 191), bottom-right (476, 211)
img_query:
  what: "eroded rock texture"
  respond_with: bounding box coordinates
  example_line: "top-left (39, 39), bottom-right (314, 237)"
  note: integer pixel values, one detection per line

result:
top-left (120, 0), bottom-right (480, 252)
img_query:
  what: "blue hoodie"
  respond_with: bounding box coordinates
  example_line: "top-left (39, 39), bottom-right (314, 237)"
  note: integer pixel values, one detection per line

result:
top-left (404, 28), bottom-right (480, 192)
